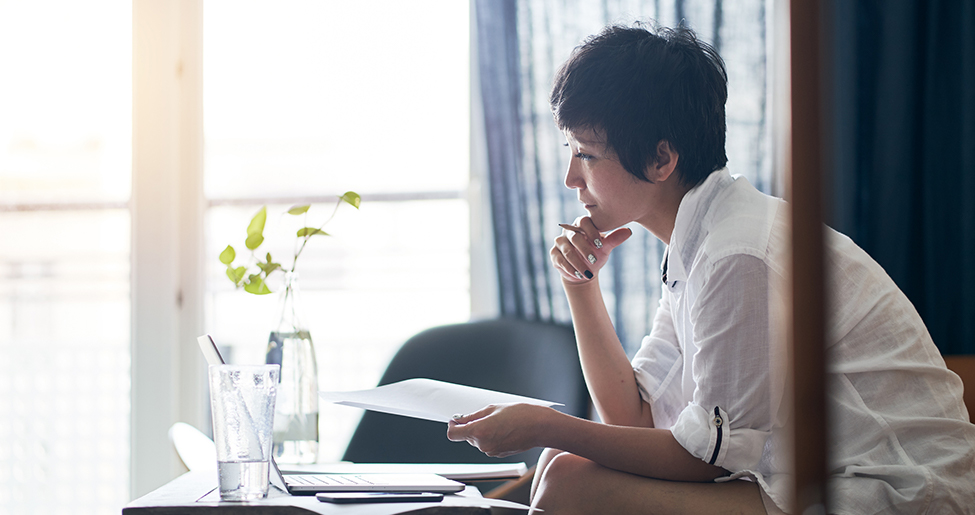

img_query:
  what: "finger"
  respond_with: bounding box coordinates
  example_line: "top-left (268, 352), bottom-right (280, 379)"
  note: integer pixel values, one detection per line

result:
top-left (577, 217), bottom-right (615, 250)
top-left (556, 239), bottom-right (593, 280)
top-left (551, 238), bottom-right (590, 281)
top-left (550, 247), bottom-right (590, 281)
top-left (450, 405), bottom-right (495, 425)
top-left (565, 230), bottom-right (600, 266)
top-left (446, 421), bottom-right (466, 441)
top-left (601, 227), bottom-right (633, 250)
top-left (560, 222), bottom-right (602, 251)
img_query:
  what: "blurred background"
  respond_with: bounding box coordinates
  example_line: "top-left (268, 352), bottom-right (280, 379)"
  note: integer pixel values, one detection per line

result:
top-left (0, 1), bottom-right (473, 512)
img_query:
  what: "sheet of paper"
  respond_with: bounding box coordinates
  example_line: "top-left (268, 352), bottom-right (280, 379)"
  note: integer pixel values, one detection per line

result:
top-left (319, 378), bottom-right (563, 423)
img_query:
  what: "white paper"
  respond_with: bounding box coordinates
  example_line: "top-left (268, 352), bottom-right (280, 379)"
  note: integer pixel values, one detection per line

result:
top-left (319, 378), bottom-right (563, 423)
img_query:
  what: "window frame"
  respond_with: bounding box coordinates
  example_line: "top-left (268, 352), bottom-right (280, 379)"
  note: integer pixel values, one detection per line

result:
top-left (130, 0), bottom-right (205, 498)
top-left (129, 0), bottom-right (495, 499)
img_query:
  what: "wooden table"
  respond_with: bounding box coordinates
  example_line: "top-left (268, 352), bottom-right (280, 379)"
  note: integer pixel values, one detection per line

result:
top-left (123, 470), bottom-right (494, 515)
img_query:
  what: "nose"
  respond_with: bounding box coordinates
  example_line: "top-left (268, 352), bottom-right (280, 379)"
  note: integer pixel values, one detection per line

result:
top-left (564, 157), bottom-right (584, 190)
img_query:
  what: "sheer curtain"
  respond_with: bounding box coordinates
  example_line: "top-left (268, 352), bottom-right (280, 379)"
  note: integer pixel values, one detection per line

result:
top-left (475, 0), bottom-right (770, 353)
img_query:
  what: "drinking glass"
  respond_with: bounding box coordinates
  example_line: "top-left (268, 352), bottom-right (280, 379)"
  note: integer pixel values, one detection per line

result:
top-left (208, 364), bottom-right (279, 501)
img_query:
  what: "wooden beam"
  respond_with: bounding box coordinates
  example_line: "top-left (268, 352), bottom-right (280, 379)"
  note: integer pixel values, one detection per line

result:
top-left (788, 0), bottom-right (829, 513)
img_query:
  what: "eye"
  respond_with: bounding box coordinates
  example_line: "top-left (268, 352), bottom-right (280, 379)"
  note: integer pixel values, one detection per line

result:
top-left (564, 142), bottom-right (594, 161)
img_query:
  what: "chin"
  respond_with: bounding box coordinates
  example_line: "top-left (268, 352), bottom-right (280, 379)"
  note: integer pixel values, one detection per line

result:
top-left (588, 214), bottom-right (623, 233)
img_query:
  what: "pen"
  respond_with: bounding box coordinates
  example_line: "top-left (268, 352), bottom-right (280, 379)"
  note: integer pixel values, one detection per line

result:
top-left (558, 223), bottom-right (584, 234)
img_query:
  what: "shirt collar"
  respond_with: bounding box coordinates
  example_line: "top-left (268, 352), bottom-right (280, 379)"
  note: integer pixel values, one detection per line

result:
top-left (664, 168), bottom-right (735, 286)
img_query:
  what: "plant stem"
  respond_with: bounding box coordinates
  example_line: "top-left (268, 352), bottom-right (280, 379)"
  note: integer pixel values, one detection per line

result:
top-left (290, 198), bottom-right (344, 273)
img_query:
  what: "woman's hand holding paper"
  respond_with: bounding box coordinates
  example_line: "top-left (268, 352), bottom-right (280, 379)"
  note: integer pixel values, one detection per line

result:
top-left (446, 403), bottom-right (558, 458)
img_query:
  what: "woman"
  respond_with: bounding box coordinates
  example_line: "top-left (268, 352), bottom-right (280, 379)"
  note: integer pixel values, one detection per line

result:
top-left (447, 22), bottom-right (975, 514)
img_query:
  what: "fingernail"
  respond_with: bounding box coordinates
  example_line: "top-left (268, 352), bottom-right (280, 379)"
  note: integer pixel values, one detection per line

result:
top-left (452, 413), bottom-right (463, 420)
top-left (588, 254), bottom-right (597, 264)
top-left (584, 270), bottom-right (593, 279)
top-left (574, 271), bottom-right (584, 280)
top-left (594, 238), bottom-right (603, 249)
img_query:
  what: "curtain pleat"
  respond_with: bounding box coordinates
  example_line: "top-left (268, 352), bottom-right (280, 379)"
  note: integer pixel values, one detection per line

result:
top-left (831, 0), bottom-right (975, 355)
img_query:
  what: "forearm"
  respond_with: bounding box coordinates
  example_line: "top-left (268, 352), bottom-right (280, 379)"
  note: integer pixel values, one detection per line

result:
top-left (563, 277), bottom-right (653, 427)
top-left (541, 408), bottom-right (726, 482)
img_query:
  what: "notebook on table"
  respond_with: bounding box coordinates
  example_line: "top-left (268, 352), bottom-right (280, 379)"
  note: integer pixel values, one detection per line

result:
top-left (196, 335), bottom-right (466, 496)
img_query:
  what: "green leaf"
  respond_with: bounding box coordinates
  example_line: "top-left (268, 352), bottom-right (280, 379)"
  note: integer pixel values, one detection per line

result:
top-left (287, 204), bottom-right (310, 215)
top-left (218, 245), bottom-right (236, 265)
top-left (245, 233), bottom-right (264, 250)
top-left (244, 207), bottom-right (267, 250)
top-left (257, 252), bottom-right (281, 274)
top-left (339, 191), bottom-right (361, 209)
top-left (246, 206), bottom-right (267, 237)
top-left (226, 265), bottom-right (246, 285)
top-left (257, 261), bottom-right (281, 275)
top-left (244, 275), bottom-right (272, 295)
top-left (297, 227), bottom-right (329, 237)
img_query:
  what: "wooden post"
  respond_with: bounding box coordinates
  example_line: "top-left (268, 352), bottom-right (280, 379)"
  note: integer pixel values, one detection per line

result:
top-left (789, 0), bottom-right (829, 513)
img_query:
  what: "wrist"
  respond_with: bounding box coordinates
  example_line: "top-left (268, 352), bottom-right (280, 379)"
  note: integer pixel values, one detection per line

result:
top-left (536, 406), bottom-right (569, 450)
top-left (561, 275), bottom-right (600, 292)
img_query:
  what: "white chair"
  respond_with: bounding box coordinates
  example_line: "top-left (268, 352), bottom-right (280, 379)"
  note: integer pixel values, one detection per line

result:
top-left (168, 422), bottom-right (217, 471)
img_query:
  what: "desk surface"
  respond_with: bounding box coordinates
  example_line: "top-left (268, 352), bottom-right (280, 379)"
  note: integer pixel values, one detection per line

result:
top-left (123, 470), bottom-right (494, 515)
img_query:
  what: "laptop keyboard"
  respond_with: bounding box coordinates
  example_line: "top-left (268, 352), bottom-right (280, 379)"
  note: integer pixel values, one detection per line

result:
top-left (286, 474), bottom-right (378, 486)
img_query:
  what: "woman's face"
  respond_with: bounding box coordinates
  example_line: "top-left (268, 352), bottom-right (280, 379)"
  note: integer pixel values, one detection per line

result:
top-left (563, 128), bottom-right (659, 232)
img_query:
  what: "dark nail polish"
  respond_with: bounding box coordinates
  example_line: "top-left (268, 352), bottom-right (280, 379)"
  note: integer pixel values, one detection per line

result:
top-left (584, 270), bottom-right (593, 279)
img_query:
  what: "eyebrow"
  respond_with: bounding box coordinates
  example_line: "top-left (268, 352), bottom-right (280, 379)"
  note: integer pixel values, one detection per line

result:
top-left (567, 133), bottom-right (606, 146)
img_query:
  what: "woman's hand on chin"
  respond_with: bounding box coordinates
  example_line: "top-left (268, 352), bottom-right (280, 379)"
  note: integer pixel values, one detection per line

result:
top-left (551, 216), bottom-right (632, 284)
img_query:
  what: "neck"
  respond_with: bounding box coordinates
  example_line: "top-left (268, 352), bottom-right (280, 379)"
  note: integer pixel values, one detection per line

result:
top-left (639, 179), bottom-right (693, 246)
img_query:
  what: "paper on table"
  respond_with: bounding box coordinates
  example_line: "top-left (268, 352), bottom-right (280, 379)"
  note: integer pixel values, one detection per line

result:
top-left (319, 378), bottom-right (563, 423)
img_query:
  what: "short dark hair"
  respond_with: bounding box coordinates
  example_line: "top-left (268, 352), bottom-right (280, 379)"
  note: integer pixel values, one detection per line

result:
top-left (550, 22), bottom-right (728, 188)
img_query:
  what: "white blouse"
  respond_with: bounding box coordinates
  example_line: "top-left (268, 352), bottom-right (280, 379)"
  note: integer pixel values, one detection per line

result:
top-left (632, 169), bottom-right (975, 514)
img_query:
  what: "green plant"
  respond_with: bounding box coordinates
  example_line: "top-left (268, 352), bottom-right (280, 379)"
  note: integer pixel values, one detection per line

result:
top-left (219, 191), bottom-right (361, 295)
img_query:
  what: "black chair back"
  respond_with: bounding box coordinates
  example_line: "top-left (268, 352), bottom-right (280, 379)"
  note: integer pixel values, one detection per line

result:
top-left (342, 318), bottom-right (589, 467)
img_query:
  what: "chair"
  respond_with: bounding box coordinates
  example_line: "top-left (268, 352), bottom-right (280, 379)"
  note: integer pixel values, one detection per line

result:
top-left (342, 317), bottom-right (590, 469)
top-left (944, 355), bottom-right (975, 422)
top-left (168, 422), bottom-right (216, 472)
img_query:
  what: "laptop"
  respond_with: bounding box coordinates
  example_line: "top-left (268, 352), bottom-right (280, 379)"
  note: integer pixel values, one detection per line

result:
top-left (197, 335), bottom-right (466, 496)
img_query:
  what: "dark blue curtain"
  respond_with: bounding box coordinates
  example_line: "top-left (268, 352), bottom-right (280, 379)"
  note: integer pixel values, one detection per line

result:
top-left (475, 0), bottom-right (770, 354)
top-left (830, 0), bottom-right (975, 355)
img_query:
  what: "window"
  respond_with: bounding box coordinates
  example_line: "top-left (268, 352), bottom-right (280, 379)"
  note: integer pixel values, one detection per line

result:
top-left (0, 1), bottom-right (132, 513)
top-left (202, 0), bottom-right (472, 460)
top-left (2, 1), bottom-right (474, 512)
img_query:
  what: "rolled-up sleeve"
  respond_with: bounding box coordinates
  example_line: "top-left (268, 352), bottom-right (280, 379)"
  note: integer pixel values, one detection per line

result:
top-left (670, 254), bottom-right (777, 472)
top-left (632, 289), bottom-right (685, 429)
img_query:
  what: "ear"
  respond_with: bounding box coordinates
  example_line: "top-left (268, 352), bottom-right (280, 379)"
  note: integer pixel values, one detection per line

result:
top-left (645, 140), bottom-right (679, 183)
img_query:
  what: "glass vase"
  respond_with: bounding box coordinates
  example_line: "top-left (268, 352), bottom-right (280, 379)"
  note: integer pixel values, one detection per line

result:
top-left (265, 272), bottom-right (319, 464)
